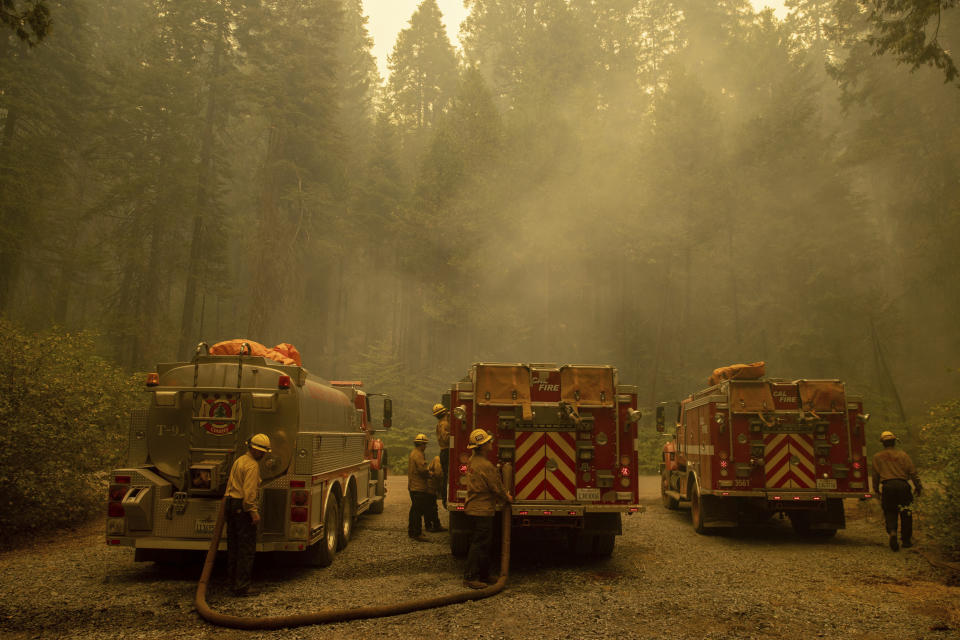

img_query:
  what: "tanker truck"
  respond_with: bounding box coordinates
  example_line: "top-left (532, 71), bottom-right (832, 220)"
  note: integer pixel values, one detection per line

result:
top-left (105, 340), bottom-right (391, 567)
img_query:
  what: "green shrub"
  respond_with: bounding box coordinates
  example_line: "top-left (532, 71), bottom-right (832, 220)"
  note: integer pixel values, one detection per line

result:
top-left (916, 399), bottom-right (960, 559)
top-left (0, 319), bottom-right (140, 540)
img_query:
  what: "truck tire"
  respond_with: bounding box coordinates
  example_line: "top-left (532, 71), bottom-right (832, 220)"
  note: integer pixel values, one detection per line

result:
top-left (338, 486), bottom-right (355, 550)
top-left (368, 496), bottom-right (384, 514)
top-left (449, 511), bottom-right (470, 557)
top-left (661, 477), bottom-right (679, 510)
top-left (592, 533), bottom-right (616, 557)
top-left (690, 482), bottom-right (708, 534)
top-left (306, 498), bottom-right (339, 567)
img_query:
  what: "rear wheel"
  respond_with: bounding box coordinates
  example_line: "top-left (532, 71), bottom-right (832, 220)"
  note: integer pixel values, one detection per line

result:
top-left (690, 483), bottom-right (707, 534)
top-left (592, 533), bottom-right (616, 557)
top-left (450, 511), bottom-right (470, 557)
top-left (306, 497), bottom-right (339, 567)
top-left (661, 476), bottom-right (679, 510)
top-left (338, 487), bottom-right (355, 550)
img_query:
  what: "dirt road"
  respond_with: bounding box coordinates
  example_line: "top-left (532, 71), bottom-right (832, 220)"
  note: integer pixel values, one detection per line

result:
top-left (0, 476), bottom-right (956, 639)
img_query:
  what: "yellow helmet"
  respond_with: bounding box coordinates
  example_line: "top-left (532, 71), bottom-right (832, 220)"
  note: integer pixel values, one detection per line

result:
top-left (414, 433), bottom-right (429, 444)
top-left (467, 428), bottom-right (493, 449)
top-left (250, 433), bottom-right (272, 452)
top-left (880, 430), bottom-right (897, 442)
top-left (432, 403), bottom-right (447, 417)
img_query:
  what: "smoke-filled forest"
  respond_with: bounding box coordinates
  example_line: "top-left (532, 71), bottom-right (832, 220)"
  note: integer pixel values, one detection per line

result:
top-left (1, 1), bottom-right (959, 551)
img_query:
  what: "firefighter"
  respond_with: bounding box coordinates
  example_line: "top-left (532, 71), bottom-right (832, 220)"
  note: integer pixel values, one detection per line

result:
top-left (225, 433), bottom-right (271, 596)
top-left (433, 403), bottom-right (450, 507)
top-left (872, 430), bottom-right (923, 551)
top-left (425, 455), bottom-right (447, 532)
top-left (408, 433), bottom-right (432, 541)
top-left (463, 428), bottom-right (512, 589)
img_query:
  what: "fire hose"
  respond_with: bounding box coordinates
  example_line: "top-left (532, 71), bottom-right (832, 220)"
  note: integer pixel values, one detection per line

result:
top-left (195, 463), bottom-right (514, 630)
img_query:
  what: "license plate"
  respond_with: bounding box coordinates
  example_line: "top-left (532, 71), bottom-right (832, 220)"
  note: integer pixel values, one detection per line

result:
top-left (816, 479), bottom-right (837, 490)
top-left (195, 519), bottom-right (215, 535)
top-left (577, 488), bottom-right (601, 501)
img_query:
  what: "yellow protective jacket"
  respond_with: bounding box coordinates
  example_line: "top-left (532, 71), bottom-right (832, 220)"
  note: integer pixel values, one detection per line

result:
top-left (872, 448), bottom-right (921, 490)
top-left (464, 454), bottom-right (509, 516)
top-left (408, 447), bottom-right (430, 492)
top-left (436, 415), bottom-right (450, 449)
top-left (225, 452), bottom-right (261, 514)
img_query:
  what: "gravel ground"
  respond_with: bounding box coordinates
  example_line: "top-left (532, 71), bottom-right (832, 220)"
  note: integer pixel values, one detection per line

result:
top-left (1, 476), bottom-right (957, 640)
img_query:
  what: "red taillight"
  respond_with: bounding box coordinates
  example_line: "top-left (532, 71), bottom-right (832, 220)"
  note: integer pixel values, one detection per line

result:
top-left (619, 466), bottom-right (630, 477)
top-left (568, 511), bottom-right (577, 516)
top-left (456, 505), bottom-right (464, 510)
top-left (853, 461), bottom-right (862, 470)
top-left (290, 506), bottom-right (308, 522)
top-left (278, 375), bottom-right (291, 389)
top-left (518, 510), bottom-right (528, 515)
top-left (793, 496), bottom-right (801, 501)
top-left (108, 502), bottom-right (125, 517)
top-left (291, 490), bottom-right (309, 506)
top-left (290, 480), bottom-right (306, 488)
top-left (114, 475), bottom-right (131, 484)
top-left (109, 485), bottom-right (128, 501)
top-left (543, 510), bottom-right (552, 515)
top-left (864, 493), bottom-right (873, 499)
top-left (773, 496), bottom-right (782, 501)
top-left (719, 460), bottom-right (728, 469)
top-left (458, 464), bottom-right (468, 474)
top-left (146, 373), bottom-right (159, 387)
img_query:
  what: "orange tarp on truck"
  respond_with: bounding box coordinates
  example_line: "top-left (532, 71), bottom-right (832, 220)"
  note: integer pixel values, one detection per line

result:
top-left (708, 362), bottom-right (766, 386)
top-left (209, 339), bottom-right (302, 367)
top-left (797, 380), bottom-right (845, 413)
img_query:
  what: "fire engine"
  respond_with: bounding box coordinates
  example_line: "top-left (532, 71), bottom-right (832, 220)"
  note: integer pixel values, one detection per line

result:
top-left (105, 340), bottom-right (390, 567)
top-left (445, 363), bottom-right (643, 557)
top-left (658, 364), bottom-right (872, 536)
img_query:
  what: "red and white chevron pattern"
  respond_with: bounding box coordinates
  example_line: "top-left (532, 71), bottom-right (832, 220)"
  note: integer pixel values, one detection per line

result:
top-left (764, 433), bottom-right (815, 489)
top-left (514, 431), bottom-right (577, 500)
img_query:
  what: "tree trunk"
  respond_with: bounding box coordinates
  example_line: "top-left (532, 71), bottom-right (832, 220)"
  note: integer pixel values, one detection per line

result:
top-left (178, 14), bottom-right (225, 358)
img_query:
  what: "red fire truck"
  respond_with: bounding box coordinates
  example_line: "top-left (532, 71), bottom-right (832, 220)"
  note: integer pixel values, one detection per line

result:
top-left (105, 340), bottom-right (390, 567)
top-left (658, 365), bottom-right (872, 536)
top-left (445, 363), bottom-right (643, 557)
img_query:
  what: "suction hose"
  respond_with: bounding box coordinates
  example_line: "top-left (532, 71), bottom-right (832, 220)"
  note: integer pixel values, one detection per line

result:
top-left (196, 462), bottom-right (514, 630)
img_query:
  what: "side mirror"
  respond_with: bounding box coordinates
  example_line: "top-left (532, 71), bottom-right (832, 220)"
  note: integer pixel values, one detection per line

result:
top-left (382, 398), bottom-right (392, 429)
top-left (655, 405), bottom-right (665, 433)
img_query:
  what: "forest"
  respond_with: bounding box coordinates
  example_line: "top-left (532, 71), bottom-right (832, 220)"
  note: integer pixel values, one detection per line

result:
top-left (1, 1), bottom-right (958, 554)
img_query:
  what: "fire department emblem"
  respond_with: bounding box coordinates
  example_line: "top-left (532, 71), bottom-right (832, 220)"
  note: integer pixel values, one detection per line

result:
top-left (200, 393), bottom-right (238, 436)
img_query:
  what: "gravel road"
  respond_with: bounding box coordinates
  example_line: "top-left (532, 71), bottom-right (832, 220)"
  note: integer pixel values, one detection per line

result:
top-left (1, 476), bottom-right (957, 640)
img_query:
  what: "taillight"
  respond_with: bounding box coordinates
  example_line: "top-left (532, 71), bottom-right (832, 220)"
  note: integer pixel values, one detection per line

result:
top-left (108, 502), bottom-right (125, 517)
top-left (619, 466), bottom-right (630, 477)
top-left (290, 506), bottom-right (308, 522)
top-left (278, 375), bottom-right (291, 389)
top-left (852, 461), bottom-right (862, 470)
top-left (146, 373), bottom-right (159, 387)
top-left (114, 475), bottom-right (131, 484)
top-left (291, 490), bottom-right (309, 506)
top-left (458, 464), bottom-right (468, 474)
top-left (719, 460), bottom-right (728, 469)
top-left (109, 485), bottom-right (128, 501)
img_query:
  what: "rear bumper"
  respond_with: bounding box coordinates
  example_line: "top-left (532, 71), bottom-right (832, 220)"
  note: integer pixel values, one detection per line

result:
top-left (104, 535), bottom-right (317, 552)
top-left (703, 490), bottom-right (871, 501)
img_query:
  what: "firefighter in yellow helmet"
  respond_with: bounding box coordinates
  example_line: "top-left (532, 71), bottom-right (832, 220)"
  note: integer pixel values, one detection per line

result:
top-left (225, 433), bottom-right (271, 596)
top-left (463, 428), bottom-right (512, 589)
top-left (433, 403), bottom-right (450, 507)
top-left (872, 430), bottom-right (922, 551)
top-left (408, 433), bottom-right (432, 541)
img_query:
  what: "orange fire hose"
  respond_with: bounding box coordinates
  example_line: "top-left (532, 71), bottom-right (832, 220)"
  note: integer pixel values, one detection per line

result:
top-left (195, 463), bottom-right (513, 630)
